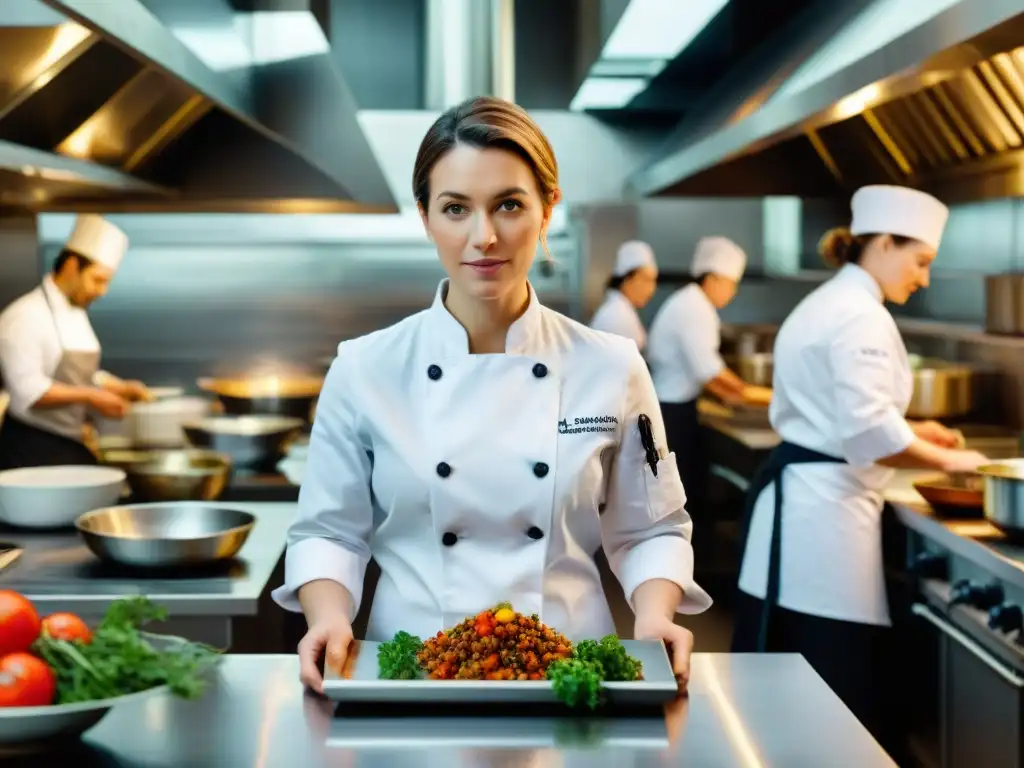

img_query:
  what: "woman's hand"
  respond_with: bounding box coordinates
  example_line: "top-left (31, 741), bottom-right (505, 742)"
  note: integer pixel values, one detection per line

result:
top-left (941, 449), bottom-right (990, 474)
top-left (297, 612), bottom-right (354, 693)
top-left (913, 420), bottom-right (962, 448)
top-left (634, 613), bottom-right (694, 691)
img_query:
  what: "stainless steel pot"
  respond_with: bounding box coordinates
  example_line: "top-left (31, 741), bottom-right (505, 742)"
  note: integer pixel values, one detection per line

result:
top-left (977, 459), bottom-right (1024, 539)
top-left (985, 273), bottom-right (1024, 336)
top-left (182, 415), bottom-right (304, 468)
top-left (732, 353), bottom-right (773, 386)
top-left (906, 359), bottom-right (976, 420)
top-left (75, 502), bottom-right (256, 567)
top-left (100, 448), bottom-right (232, 502)
top-left (197, 376), bottom-right (321, 422)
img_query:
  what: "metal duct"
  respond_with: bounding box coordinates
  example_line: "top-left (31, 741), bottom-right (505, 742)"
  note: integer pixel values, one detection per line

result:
top-left (0, 0), bottom-right (396, 212)
top-left (425, 0), bottom-right (516, 109)
top-left (628, 0), bottom-right (1024, 203)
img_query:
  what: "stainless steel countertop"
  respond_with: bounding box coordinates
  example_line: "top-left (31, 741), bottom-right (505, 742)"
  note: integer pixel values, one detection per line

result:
top-left (2, 653), bottom-right (895, 767)
top-left (0, 502), bottom-right (296, 615)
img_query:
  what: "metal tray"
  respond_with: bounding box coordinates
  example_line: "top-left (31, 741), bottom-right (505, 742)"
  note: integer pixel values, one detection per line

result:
top-left (322, 639), bottom-right (679, 706)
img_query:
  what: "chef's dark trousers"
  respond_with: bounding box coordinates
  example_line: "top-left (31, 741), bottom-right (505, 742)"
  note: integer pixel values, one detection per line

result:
top-left (732, 591), bottom-right (904, 763)
top-left (0, 414), bottom-right (97, 470)
top-left (659, 399), bottom-right (706, 523)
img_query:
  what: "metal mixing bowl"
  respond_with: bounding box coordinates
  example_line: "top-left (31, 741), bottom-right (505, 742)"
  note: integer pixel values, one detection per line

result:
top-left (182, 415), bottom-right (304, 468)
top-left (75, 502), bottom-right (256, 567)
top-left (101, 448), bottom-right (232, 502)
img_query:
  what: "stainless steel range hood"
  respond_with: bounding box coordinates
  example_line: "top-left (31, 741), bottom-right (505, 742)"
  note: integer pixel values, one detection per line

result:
top-left (0, 0), bottom-right (397, 212)
top-left (628, 0), bottom-right (1024, 203)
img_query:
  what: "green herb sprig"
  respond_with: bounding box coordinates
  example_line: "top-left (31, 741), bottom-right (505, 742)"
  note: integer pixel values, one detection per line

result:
top-left (377, 630), bottom-right (423, 680)
top-left (546, 634), bottom-right (642, 710)
top-left (33, 596), bottom-right (221, 704)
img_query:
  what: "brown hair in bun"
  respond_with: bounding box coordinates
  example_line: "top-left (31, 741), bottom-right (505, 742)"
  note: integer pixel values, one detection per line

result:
top-left (818, 227), bottom-right (856, 268)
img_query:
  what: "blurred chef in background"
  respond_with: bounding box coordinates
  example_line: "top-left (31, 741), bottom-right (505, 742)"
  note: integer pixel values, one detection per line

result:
top-left (732, 185), bottom-right (988, 759)
top-left (646, 236), bottom-right (762, 522)
top-left (0, 214), bottom-right (151, 469)
top-left (589, 240), bottom-right (658, 351)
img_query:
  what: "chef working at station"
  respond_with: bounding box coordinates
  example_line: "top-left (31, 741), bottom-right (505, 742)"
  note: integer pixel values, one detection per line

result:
top-left (645, 236), bottom-right (765, 525)
top-left (588, 240), bottom-right (658, 352)
top-left (273, 95), bottom-right (712, 693)
top-left (731, 185), bottom-right (989, 758)
top-left (0, 214), bottom-right (151, 469)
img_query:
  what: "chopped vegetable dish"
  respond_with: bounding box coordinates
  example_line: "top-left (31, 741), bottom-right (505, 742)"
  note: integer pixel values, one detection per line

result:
top-left (376, 602), bottom-right (644, 709)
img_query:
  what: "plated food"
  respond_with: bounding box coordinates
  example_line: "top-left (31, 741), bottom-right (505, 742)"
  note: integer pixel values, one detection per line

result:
top-left (376, 603), bottom-right (645, 709)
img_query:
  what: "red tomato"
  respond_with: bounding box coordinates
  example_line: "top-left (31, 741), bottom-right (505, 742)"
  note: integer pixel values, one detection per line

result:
top-left (0, 590), bottom-right (41, 656)
top-left (0, 653), bottom-right (55, 707)
top-left (41, 613), bottom-right (92, 644)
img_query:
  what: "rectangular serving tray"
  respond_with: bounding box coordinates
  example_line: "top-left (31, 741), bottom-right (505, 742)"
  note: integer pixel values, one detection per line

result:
top-left (322, 639), bottom-right (679, 706)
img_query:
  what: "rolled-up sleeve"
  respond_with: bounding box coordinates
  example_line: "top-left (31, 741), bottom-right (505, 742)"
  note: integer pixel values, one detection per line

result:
top-left (601, 345), bottom-right (713, 615)
top-left (829, 312), bottom-right (916, 468)
top-left (0, 310), bottom-right (54, 413)
top-left (271, 343), bottom-right (374, 620)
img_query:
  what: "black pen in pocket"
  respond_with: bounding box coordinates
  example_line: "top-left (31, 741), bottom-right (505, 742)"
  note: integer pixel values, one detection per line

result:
top-left (637, 413), bottom-right (660, 477)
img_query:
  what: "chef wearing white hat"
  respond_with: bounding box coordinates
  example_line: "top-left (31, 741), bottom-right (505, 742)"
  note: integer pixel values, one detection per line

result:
top-left (731, 186), bottom-right (988, 760)
top-left (645, 236), bottom-right (757, 525)
top-left (588, 240), bottom-right (658, 351)
top-left (0, 214), bottom-right (151, 469)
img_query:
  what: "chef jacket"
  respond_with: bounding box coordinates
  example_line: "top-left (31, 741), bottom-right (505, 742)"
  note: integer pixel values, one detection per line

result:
top-left (646, 284), bottom-right (725, 404)
top-left (589, 290), bottom-right (647, 351)
top-left (0, 275), bottom-right (111, 438)
top-left (272, 279), bottom-right (712, 641)
top-left (737, 264), bottom-right (914, 626)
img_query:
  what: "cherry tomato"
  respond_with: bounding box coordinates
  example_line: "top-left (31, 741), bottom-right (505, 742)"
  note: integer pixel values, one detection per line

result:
top-left (41, 613), bottom-right (92, 644)
top-left (0, 590), bottom-right (41, 657)
top-left (0, 653), bottom-right (55, 707)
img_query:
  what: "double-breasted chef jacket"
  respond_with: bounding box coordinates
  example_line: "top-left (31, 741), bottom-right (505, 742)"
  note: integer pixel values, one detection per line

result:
top-left (589, 289), bottom-right (647, 352)
top-left (272, 280), bottom-right (712, 641)
top-left (737, 263), bottom-right (914, 626)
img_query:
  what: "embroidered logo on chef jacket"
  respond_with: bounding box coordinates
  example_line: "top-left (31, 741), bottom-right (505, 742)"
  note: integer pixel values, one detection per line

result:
top-left (558, 415), bottom-right (618, 435)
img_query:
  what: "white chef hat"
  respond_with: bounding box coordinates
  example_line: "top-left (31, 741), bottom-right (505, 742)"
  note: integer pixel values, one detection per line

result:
top-left (65, 215), bottom-right (128, 272)
top-left (850, 185), bottom-right (949, 251)
top-left (613, 240), bottom-right (657, 277)
top-left (691, 236), bottom-right (746, 281)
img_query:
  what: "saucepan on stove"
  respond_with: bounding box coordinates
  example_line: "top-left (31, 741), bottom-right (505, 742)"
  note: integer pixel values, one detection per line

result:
top-left (976, 459), bottom-right (1024, 540)
top-left (197, 375), bottom-right (322, 422)
top-left (912, 472), bottom-right (985, 517)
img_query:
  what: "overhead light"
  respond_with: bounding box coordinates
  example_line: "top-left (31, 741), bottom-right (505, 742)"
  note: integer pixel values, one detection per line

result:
top-left (591, 58), bottom-right (668, 79)
top-left (570, 77), bottom-right (648, 111)
top-left (602, 0), bottom-right (729, 60)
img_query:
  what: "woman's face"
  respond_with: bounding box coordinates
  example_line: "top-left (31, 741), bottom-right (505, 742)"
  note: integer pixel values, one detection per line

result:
top-left (623, 266), bottom-right (658, 308)
top-left (873, 236), bottom-right (936, 304)
top-left (703, 274), bottom-right (739, 309)
top-left (419, 144), bottom-right (556, 303)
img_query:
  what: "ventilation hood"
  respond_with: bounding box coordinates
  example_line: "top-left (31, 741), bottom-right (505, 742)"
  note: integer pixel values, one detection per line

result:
top-left (628, 0), bottom-right (1024, 203)
top-left (0, 0), bottom-right (397, 213)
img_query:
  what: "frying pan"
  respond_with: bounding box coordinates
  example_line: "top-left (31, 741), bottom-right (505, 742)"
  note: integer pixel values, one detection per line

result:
top-left (912, 472), bottom-right (984, 517)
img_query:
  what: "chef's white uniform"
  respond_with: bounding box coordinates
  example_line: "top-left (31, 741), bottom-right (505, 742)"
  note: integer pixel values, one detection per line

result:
top-left (589, 290), bottom-right (647, 352)
top-left (588, 240), bottom-right (657, 352)
top-left (736, 263), bottom-right (914, 626)
top-left (731, 185), bottom-right (949, 763)
top-left (646, 283), bottom-right (724, 404)
top-left (0, 215), bottom-right (127, 468)
top-left (273, 279), bottom-right (712, 641)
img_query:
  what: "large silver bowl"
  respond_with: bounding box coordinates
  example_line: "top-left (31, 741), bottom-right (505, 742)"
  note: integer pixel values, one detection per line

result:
top-left (75, 502), bottom-right (256, 568)
top-left (181, 415), bottom-right (304, 468)
top-left (0, 632), bottom-right (219, 747)
top-left (100, 448), bottom-right (232, 502)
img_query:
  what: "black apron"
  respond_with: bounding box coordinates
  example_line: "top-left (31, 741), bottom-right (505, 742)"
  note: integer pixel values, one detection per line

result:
top-left (733, 440), bottom-right (845, 651)
top-left (0, 284), bottom-right (101, 470)
top-left (660, 399), bottom-right (706, 522)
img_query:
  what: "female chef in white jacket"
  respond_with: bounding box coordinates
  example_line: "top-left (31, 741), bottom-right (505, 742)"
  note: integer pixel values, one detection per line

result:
top-left (588, 240), bottom-right (658, 351)
top-left (273, 96), bottom-right (712, 692)
top-left (732, 185), bottom-right (988, 754)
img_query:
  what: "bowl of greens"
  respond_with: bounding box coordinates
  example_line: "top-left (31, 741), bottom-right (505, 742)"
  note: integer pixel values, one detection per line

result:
top-left (0, 592), bottom-right (221, 746)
